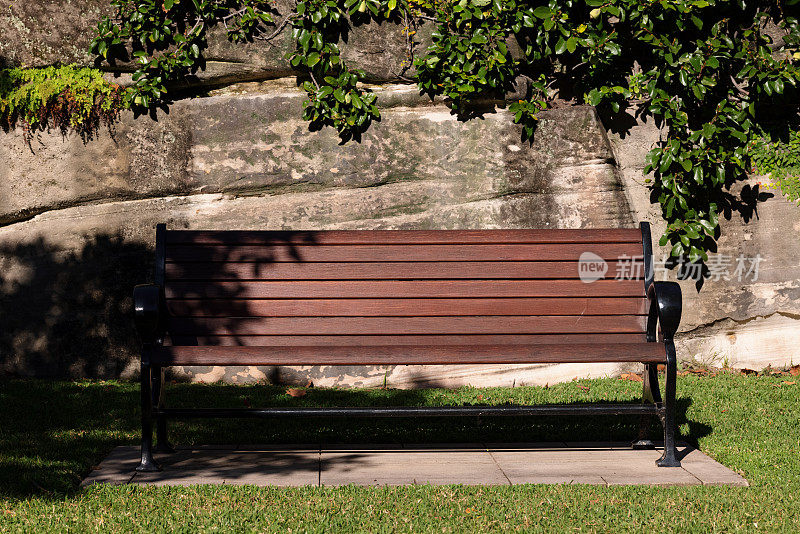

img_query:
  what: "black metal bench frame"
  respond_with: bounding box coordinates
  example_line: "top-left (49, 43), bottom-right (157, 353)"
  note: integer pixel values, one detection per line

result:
top-left (133, 222), bottom-right (682, 472)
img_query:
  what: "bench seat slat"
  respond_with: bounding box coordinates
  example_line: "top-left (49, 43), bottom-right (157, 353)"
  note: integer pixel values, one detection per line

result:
top-left (165, 243), bottom-right (643, 263)
top-left (165, 229), bottom-right (643, 246)
top-left (166, 315), bottom-right (647, 336)
top-left (152, 343), bottom-right (665, 365)
top-left (166, 297), bottom-right (648, 317)
top-left (164, 261), bottom-right (644, 281)
top-left (166, 333), bottom-right (648, 346)
top-left (164, 280), bottom-right (645, 299)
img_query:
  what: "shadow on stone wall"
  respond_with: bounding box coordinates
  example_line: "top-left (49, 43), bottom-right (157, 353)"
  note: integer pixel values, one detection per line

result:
top-left (0, 234), bottom-right (151, 378)
top-left (600, 108), bottom-right (777, 290)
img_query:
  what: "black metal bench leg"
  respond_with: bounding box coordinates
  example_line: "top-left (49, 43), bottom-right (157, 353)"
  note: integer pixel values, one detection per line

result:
top-left (152, 366), bottom-right (175, 453)
top-left (632, 363), bottom-right (660, 449)
top-left (656, 341), bottom-right (680, 467)
top-left (136, 359), bottom-right (161, 472)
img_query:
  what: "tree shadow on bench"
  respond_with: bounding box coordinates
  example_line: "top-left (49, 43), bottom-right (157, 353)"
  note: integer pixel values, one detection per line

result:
top-left (0, 230), bottom-right (317, 377)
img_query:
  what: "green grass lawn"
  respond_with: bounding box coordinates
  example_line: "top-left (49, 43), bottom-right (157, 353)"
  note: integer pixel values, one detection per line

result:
top-left (1, 374), bottom-right (798, 532)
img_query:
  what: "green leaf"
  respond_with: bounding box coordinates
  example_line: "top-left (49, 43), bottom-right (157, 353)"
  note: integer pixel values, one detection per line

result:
top-left (689, 246), bottom-right (708, 262)
top-left (533, 6), bottom-right (551, 19)
top-left (660, 152), bottom-right (674, 172)
top-left (299, 32), bottom-right (311, 50)
top-left (471, 33), bottom-right (487, 45)
top-left (566, 38), bottom-right (577, 54)
top-left (699, 219), bottom-right (717, 235)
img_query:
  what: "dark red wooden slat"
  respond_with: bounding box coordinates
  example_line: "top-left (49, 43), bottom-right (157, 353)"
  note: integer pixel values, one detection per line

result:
top-left (166, 315), bottom-right (647, 336)
top-left (165, 261), bottom-right (645, 281)
top-left (153, 343), bottom-right (665, 365)
top-left (165, 229), bottom-right (643, 245)
top-left (164, 243), bottom-right (644, 263)
top-left (164, 280), bottom-right (645, 299)
top-left (166, 297), bottom-right (648, 317)
top-left (166, 333), bottom-right (648, 346)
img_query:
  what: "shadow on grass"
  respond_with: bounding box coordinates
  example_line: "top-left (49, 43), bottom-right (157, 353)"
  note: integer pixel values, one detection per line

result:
top-left (0, 379), bottom-right (710, 499)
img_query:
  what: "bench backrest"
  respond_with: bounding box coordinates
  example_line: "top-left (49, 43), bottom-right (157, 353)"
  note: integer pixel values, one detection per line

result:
top-left (158, 227), bottom-right (649, 348)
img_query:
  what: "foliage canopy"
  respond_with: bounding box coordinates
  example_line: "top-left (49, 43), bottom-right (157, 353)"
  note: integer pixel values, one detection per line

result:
top-left (86, 0), bottom-right (800, 267)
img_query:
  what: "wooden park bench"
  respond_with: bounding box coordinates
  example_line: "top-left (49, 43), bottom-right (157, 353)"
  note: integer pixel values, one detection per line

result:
top-left (133, 223), bottom-right (682, 471)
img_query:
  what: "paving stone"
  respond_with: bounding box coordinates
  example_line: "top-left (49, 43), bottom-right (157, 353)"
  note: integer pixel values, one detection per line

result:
top-left (491, 447), bottom-right (700, 486)
top-left (564, 441), bottom-right (639, 450)
top-left (323, 443), bottom-right (405, 451)
top-left (486, 442), bottom-right (568, 451)
top-left (236, 443), bottom-right (320, 452)
top-left (679, 446), bottom-right (749, 487)
top-left (320, 447), bottom-right (509, 486)
top-left (132, 450), bottom-right (319, 487)
top-left (401, 443), bottom-right (487, 451)
top-left (490, 450), bottom-right (606, 485)
top-left (81, 446), bottom-right (139, 487)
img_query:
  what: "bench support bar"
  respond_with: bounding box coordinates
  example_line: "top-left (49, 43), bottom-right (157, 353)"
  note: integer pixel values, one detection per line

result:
top-left (631, 362), bottom-right (663, 450)
top-left (154, 404), bottom-right (662, 418)
top-left (136, 360), bottom-right (161, 472)
top-left (152, 365), bottom-right (175, 454)
top-left (656, 339), bottom-right (680, 467)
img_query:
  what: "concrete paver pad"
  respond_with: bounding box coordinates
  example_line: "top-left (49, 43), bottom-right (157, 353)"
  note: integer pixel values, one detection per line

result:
top-left (82, 443), bottom-right (748, 487)
top-left (321, 447), bottom-right (508, 486)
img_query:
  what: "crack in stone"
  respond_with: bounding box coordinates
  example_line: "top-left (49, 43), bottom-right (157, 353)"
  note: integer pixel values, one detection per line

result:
top-left (558, 158), bottom-right (616, 167)
top-left (680, 310), bottom-right (800, 336)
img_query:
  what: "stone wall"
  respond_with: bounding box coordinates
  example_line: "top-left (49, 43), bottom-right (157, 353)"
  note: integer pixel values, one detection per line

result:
top-left (607, 114), bottom-right (800, 372)
top-left (2, 1), bottom-right (799, 386)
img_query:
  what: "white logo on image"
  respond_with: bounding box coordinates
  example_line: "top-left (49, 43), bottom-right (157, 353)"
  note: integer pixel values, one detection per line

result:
top-left (578, 252), bottom-right (608, 283)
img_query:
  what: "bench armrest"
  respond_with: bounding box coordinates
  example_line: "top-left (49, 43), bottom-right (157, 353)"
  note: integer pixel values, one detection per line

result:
top-left (646, 281), bottom-right (682, 342)
top-left (133, 284), bottom-right (164, 346)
